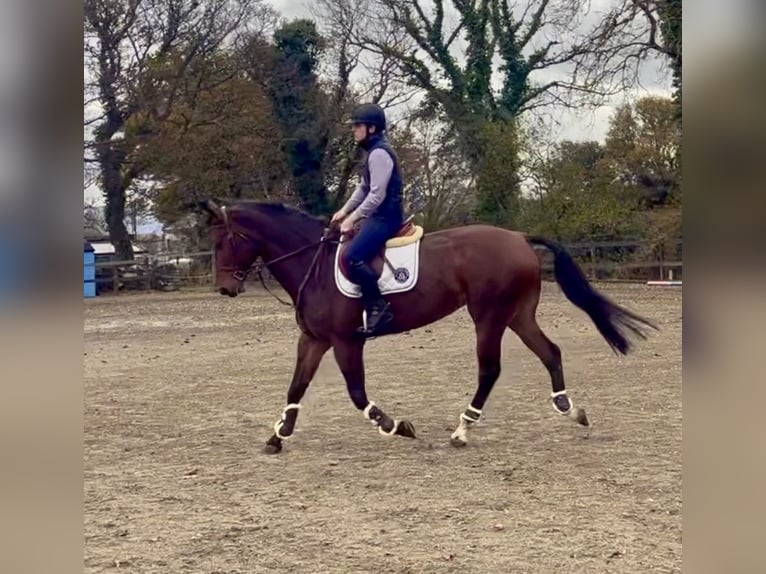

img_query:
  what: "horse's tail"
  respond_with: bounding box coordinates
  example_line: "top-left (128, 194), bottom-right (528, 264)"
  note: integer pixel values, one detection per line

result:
top-left (525, 235), bottom-right (659, 355)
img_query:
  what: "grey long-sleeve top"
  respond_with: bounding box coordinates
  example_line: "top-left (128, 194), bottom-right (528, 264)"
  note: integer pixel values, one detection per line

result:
top-left (342, 148), bottom-right (394, 222)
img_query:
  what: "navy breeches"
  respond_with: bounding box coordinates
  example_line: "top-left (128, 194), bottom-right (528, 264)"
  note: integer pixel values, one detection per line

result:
top-left (342, 216), bottom-right (402, 293)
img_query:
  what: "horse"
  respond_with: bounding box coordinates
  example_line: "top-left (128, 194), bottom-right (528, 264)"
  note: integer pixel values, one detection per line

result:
top-left (195, 198), bottom-right (658, 454)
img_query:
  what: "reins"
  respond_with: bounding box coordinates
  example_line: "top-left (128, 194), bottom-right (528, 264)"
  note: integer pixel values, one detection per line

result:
top-left (233, 231), bottom-right (334, 303)
top-left (220, 206), bottom-right (338, 335)
top-left (235, 237), bottom-right (330, 307)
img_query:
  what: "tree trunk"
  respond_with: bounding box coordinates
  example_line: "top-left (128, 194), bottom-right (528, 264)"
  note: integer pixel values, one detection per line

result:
top-left (99, 144), bottom-right (134, 261)
top-left (105, 191), bottom-right (133, 261)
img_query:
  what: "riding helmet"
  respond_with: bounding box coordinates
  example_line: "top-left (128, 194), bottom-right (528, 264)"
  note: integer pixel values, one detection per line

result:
top-left (350, 102), bottom-right (387, 132)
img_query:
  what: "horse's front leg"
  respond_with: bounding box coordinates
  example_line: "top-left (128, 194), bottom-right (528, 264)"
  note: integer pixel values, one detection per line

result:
top-left (264, 333), bottom-right (331, 454)
top-left (332, 339), bottom-right (417, 439)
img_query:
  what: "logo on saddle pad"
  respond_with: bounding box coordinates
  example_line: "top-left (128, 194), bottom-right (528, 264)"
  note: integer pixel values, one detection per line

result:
top-left (393, 267), bottom-right (410, 283)
top-left (334, 225), bottom-right (423, 299)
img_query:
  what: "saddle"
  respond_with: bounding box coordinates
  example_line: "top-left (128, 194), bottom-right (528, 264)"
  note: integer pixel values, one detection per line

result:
top-left (339, 215), bottom-right (424, 279)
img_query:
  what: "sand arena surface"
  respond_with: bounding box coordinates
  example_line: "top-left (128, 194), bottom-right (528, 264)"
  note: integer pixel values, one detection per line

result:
top-left (85, 282), bottom-right (681, 573)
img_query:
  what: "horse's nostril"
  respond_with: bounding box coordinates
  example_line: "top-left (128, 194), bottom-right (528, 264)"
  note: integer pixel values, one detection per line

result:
top-left (219, 288), bottom-right (228, 296)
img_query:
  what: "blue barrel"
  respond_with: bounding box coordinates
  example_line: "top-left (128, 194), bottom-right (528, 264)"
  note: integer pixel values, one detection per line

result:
top-left (84, 240), bottom-right (96, 297)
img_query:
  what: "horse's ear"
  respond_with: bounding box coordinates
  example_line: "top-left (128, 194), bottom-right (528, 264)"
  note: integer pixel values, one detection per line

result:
top-left (196, 198), bottom-right (225, 221)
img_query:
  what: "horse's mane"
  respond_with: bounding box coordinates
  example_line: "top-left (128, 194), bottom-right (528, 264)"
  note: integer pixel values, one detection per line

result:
top-left (241, 201), bottom-right (324, 222)
top-left (231, 200), bottom-right (326, 238)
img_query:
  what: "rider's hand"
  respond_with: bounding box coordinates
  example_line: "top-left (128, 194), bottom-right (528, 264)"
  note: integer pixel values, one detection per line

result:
top-left (331, 209), bottom-right (347, 224)
top-left (340, 216), bottom-right (355, 234)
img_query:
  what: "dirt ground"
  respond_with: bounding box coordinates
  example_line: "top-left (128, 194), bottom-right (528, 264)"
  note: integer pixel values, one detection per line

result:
top-left (84, 281), bottom-right (681, 574)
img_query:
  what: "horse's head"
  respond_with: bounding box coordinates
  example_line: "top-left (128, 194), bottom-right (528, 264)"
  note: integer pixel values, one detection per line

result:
top-left (198, 199), bottom-right (261, 297)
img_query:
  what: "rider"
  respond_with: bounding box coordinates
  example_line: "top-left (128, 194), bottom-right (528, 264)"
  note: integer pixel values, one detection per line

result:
top-left (332, 102), bottom-right (405, 336)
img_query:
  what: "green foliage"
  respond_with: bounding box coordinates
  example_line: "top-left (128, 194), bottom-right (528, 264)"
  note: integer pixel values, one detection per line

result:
top-left (605, 96), bottom-right (681, 207)
top-left (518, 140), bottom-right (641, 242)
top-left (657, 0), bottom-right (682, 173)
top-left (85, 0), bottom-right (683, 253)
top-left (262, 19), bottom-right (332, 216)
top-left (84, 0), bottom-right (266, 259)
top-left (657, 0), bottom-right (682, 125)
top-left (134, 50), bottom-right (287, 224)
top-left (274, 19), bottom-right (326, 72)
top-left (374, 0), bottom-right (618, 169)
top-left (519, 95), bottom-right (681, 244)
top-left (472, 120), bottom-right (522, 227)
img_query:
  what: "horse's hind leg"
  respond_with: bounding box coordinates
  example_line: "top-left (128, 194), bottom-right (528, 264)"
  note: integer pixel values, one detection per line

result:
top-left (509, 310), bottom-right (590, 427)
top-left (450, 314), bottom-right (508, 447)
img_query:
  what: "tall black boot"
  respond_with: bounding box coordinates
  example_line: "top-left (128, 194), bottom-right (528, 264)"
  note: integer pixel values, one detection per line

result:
top-left (360, 289), bottom-right (393, 336)
top-left (349, 261), bottom-right (393, 335)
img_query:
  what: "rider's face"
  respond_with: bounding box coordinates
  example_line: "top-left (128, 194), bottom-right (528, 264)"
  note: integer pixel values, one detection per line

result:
top-left (352, 123), bottom-right (374, 143)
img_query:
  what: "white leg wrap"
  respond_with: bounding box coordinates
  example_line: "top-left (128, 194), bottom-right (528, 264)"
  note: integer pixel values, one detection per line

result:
top-left (274, 403), bottom-right (302, 439)
top-left (452, 405), bottom-right (482, 443)
top-left (378, 420), bottom-right (399, 437)
top-left (363, 401), bottom-right (377, 424)
top-left (274, 420), bottom-right (289, 439)
top-left (550, 390), bottom-right (573, 415)
top-left (460, 405), bottom-right (483, 423)
top-left (282, 403), bottom-right (301, 416)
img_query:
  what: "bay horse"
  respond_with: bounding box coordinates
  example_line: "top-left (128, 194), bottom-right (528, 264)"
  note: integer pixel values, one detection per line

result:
top-left (196, 198), bottom-right (657, 454)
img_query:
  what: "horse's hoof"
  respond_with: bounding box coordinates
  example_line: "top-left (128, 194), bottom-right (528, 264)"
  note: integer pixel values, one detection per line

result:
top-left (450, 436), bottom-right (468, 448)
top-left (573, 407), bottom-right (589, 427)
top-left (263, 435), bottom-right (283, 455)
top-left (395, 420), bottom-right (417, 439)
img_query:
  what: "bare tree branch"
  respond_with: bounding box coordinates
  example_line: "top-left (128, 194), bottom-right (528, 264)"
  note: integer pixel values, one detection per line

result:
top-left (84, 0), bottom-right (265, 259)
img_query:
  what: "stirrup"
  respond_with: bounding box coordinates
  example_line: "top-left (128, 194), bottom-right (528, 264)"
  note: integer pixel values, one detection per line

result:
top-left (358, 306), bottom-right (393, 335)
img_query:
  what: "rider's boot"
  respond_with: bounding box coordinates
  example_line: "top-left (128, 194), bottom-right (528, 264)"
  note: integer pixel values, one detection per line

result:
top-left (350, 260), bottom-right (393, 336)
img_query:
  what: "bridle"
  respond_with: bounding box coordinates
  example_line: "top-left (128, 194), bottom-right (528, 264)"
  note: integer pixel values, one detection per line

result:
top-left (218, 205), bottom-right (336, 313)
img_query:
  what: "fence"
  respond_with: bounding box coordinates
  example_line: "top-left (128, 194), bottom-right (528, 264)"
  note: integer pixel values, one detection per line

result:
top-left (91, 238), bottom-right (681, 295)
top-left (535, 239), bottom-right (682, 282)
top-left (93, 251), bottom-right (216, 294)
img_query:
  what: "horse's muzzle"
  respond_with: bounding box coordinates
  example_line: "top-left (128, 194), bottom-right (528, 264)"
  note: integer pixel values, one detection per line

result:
top-left (219, 287), bottom-right (240, 297)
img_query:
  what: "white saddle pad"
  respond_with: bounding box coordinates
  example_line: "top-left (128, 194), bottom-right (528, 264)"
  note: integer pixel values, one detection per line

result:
top-left (334, 239), bottom-right (421, 299)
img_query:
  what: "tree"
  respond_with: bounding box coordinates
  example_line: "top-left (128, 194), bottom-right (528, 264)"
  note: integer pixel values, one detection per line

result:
top-left (353, 0), bottom-right (653, 225)
top-left (472, 120), bottom-right (522, 227)
top-left (134, 50), bottom-right (288, 224)
top-left (362, 0), bottom-right (626, 166)
top-left (309, 0), bottom-right (421, 108)
top-left (84, 0), bottom-right (269, 259)
top-left (584, 1), bottom-right (681, 123)
top-left (605, 95), bottom-right (680, 208)
top-left (242, 19), bottom-right (335, 216)
top-left (520, 93), bottom-right (681, 243)
top-left (84, 200), bottom-right (107, 233)
top-left (658, 0), bottom-right (681, 124)
top-left (387, 114), bottom-right (474, 229)
top-left (308, 0), bottom-right (422, 211)
top-left (519, 140), bottom-right (640, 242)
